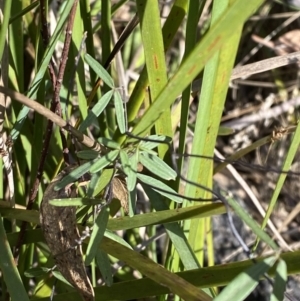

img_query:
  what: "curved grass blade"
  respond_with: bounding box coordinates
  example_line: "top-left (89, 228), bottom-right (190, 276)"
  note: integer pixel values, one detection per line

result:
top-left (131, 0), bottom-right (264, 137)
top-left (256, 121), bottom-right (300, 248)
top-left (137, 173), bottom-right (183, 203)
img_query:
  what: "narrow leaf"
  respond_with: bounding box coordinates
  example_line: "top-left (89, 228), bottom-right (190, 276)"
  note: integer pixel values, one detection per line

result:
top-left (49, 197), bottom-right (104, 207)
top-left (76, 150), bottom-right (99, 160)
top-left (84, 53), bottom-right (114, 88)
top-left (79, 90), bottom-right (114, 132)
top-left (137, 174), bottom-right (183, 203)
top-left (98, 137), bottom-right (120, 149)
top-left (87, 171), bottom-right (102, 198)
top-left (24, 267), bottom-right (51, 278)
top-left (114, 90), bottom-right (126, 134)
top-left (270, 259), bottom-right (287, 301)
top-left (127, 152), bottom-right (138, 192)
top-left (54, 160), bottom-right (97, 191)
top-left (226, 194), bottom-right (279, 251)
top-left (86, 206), bottom-right (110, 265)
top-left (91, 169), bottom-right (115, 198)
top-left (0, 214), bottom-right (30, 301)
top-left (139, 152), bottom-right (177, 180)
top-left (96, 249), bottom-right (113, 287)
top-left (139, 135), bottom-right (169, 150)
top-left (214, 256), bottom-right (277, 301)
top-left (89, 149), bottom-right (119, 174)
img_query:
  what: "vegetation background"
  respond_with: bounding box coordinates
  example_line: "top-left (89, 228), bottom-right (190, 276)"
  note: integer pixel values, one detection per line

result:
top-left (1, 0), bottom-right (300, 300)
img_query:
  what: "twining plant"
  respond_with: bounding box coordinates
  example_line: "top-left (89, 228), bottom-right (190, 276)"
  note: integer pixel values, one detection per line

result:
top-left (1, 1), bottom-right (300, 301)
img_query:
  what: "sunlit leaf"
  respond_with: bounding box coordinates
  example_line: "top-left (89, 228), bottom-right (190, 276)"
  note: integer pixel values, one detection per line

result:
top-left (79, 90), bottom-right (114, 132)
top-left (84, 54), bottom-right (114, 88)
top-left (139, 135), bottom-right (169, 150)
top-left (49, 197), bottom-right (103, 207)
top-left (137, 174), bottom-right (183, 203)
top-left (139, 151), bottom-right (177, 180)
top-left (120, 151), bottom-right (137, 191)
top-left (114, 90), bottom-right (126, 134)
top-left (98, 137), bottom-right (121, 149)
top-left (270, 259), bottom-right (287, 301)
top-left (89, 150), bottom-right (119, 174)
top-left (214, 256), bottom-right (277, 301)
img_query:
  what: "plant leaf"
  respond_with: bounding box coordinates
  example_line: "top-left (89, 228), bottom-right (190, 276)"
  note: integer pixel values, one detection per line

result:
top-left (76, 150), bottom-right (99, 160)
top-left (137, 174), bottom-right (182, 203)
top-left (139, 151), bottom-right (177, 180)
top-left (96, 249), bottom-right (113, 287)
top-left (54, 160), bottom-right (97, 191)
top-left (84, 53), bottom-right (114, 88)
top-left (114, 90), bottom-right (126, 134)
top-left (24, 267), bottom-right (51, 278)
top-left (98, 137), bottom-right (121, 149)
top-left (49, 197), bottom-right (104, 207)
top-left (79, 90), bottom-right (114, 132)
top-left (86, 206), bottom-right (110, 265)
top-left (214, 256), bottom-right (277, 301)
top-left (89, 149), bottom-right (119, 174)
top-left (139, 135), bottom-right (169, 150)
top-left (270, 259), bottom-right (287, 301)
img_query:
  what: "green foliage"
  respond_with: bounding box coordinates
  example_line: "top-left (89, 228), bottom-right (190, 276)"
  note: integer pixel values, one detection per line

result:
top-left (0, 0), bottom-right (299, 300)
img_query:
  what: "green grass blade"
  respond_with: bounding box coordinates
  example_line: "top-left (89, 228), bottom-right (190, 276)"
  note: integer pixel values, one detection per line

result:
top-left (136, 0), bottom-right (172, 156)
top-left (10, 0), bottom-right (76, 140)
top-left (256, 122), bottom-right (300, 247)
top-left (270, 259), bottom-right (287, 301)
top-left (0, 213), bottom-right (30, 301)
top-left (95, 249), bottom-right (113, 286)
top-left (214, 256), bottom-right (277, 301)
top-left (86, 206), bottom-right (110, 265)
top-left (226, 194), bottom-right (279, 251)
top-left (131, 0), bottom-right (264, 137)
